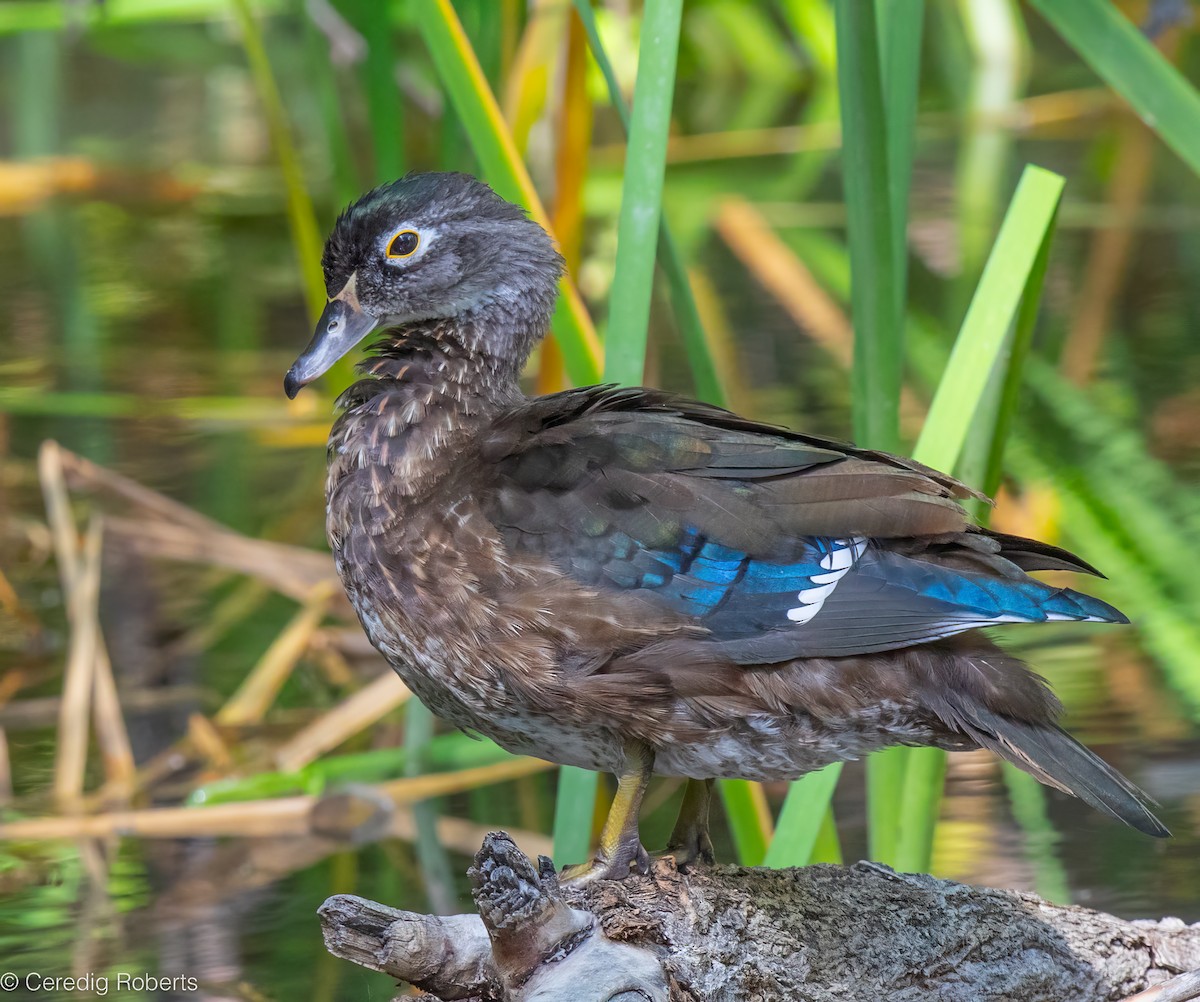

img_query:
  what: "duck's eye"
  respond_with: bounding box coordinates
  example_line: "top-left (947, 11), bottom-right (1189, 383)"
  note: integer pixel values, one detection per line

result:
top-left (386, 230), bottom-right (420, 259)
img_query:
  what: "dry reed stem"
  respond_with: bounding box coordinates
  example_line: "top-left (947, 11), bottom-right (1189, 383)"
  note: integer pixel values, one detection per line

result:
top-left (71, 837), bottom-right (116, 978)
top-left (716, 198), bottom-right (854, 364)
top-left (104, 516), bottom-right (338, 606)
top-left (40, 441), bottom-right (140, 798)
top-left (0, 726), bottom-right (11, 805)
top-left (373, 757), bottom-right (554, 801)
top-left (56, 443), bottom-right (338, 605)
top-left (54, 516), bottom-right (103, 809)
top-left (273, 671), bottom-right (412, 772)
top-left (216, 581), bottom-right (337, 727)
top-left (501, 0), bottom-right (560, 153)
top-left (535, 5), bottom-right (589, 397)
top-left (306, 630), bottom-right (359, 687)
top-left (59, 444), bottom-right (226, 535)
top-left (392, 813), bottom-right (554, 861)
top-left (187, 713), bottom-right (233, 771)
top-left (0, 687), bottom-right (207, 731)
top-left (593, 88), bottom-right (1111, 166)
top-left (0, 566), bottom-right (23, 618)
top-left (0, 756), bottom-right (552, 840)
top-left (38, 441), bottom-right (80, 597)
top-left (90, 646), bottom-right (136, 796)
top-left (687, 267), bottom-right (748, 412)
top-left (0, 667), bottom-right (32, 709)
top-left (552, 6), bottom-right (589, 273)
top-left (150, 816), bottom-right (555, 910)
top-left (714, 197), bottom-right (925, 432)
top-left (1061, 114), bottom-right (1155, 385)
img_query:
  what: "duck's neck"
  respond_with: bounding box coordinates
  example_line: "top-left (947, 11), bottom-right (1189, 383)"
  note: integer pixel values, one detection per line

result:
top-left (325, 316), bottom-right (530, 505)
top-left (361, 317), bottom-right (526, 405)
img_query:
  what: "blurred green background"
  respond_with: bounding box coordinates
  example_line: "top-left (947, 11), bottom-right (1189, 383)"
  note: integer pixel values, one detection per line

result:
top-left (1, 0), bottom-right (1199, 998)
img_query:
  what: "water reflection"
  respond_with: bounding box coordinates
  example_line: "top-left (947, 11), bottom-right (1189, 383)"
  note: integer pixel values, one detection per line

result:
top-left (1, 7), bottom-right (1198, 1000)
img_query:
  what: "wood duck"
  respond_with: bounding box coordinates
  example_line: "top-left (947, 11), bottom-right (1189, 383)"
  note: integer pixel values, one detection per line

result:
top-left (285, 172), bottom-right (1167, 881)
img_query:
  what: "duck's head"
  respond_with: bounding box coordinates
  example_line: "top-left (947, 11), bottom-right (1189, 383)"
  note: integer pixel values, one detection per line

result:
top-left (284, 172), bottom-right (563, 398)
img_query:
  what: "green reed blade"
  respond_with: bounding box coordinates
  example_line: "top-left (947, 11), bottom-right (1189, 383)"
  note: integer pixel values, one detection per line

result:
top-left (959, 194), bottom-right (1056, 500)
top-left (231, 0), bottom-right (325, 321)
top-left (947, 204), bottom-right (1063, 973)
top-left (762, 764), bottom-right (842, 868)
top-left (810, 806), bottom-right (844, 864)
top-left (573, 0), bottom-right (724, 404)
top-left (791, 222), bottom-right (1200, 823)
top-left (1029, 0), bottom-right (1200, 179)
top-left (877, 0), bottom-right (923, 332)
top-left (602, 0), bottom-right (684, 386)
top-left (912, 165), bottom-right (1063, 473)
top-left (1001, 762), bottom-right (1071, 904)
top-left (406, 700), bottom-right (458, 913)
top-left (0, 0), bottom-right (285, 34)
top-left (835, 0), bottom-right (922, 865)
top-left (551, 766), bottom-right (599, 866)
top-left (343, 0), bottom-right (405, 183)
top-left (833, 0), bottom-right (901, 453)
top-left (416, 0), bottom-right (602, 385)
top-left (303, 7), bottom-right (361, 208)
top-left (865, 745), bottom-right (906, 863)
top-left (778, 167), bottom-right (1063, 872)
top-left (890, 164), bottom-right (1064, 874)
top-left (899, 264), bottom-right (1200, 714)
top-left (717, 779), bottom-right (773, 866)
top-left (770, 1), bottom-right (923, 869)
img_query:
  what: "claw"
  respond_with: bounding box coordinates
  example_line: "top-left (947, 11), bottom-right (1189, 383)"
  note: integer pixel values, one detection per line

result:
top-left (661, 830), bottom-right (715, 872)
top-left (560, 838), bottom-right (651, 885)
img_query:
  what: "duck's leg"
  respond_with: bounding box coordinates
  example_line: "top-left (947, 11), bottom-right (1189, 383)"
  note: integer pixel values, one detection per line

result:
top-left (560, 742), bottom-right (653, 884)
top-left (663, 778), bottom-right (715, 870)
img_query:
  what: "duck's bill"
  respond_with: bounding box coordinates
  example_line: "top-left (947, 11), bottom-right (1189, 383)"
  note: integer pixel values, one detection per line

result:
top-left (284, 281), bottom-right (379, 398)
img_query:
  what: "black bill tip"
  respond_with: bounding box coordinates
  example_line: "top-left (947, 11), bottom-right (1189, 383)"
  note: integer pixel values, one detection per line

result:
top-left (283, 367), bottom-right (304, 400)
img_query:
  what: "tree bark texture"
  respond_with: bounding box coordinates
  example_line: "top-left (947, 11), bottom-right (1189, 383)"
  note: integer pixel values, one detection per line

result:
top-left (319, 832), bottom-right (1200, 1002)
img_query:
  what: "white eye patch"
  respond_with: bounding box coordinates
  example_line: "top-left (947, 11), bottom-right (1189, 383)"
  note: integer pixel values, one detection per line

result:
top-left (379, 225), bottom-right (438, 265)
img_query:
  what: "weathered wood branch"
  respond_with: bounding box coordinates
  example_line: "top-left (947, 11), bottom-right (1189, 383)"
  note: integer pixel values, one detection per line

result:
top-left (319, 832), bottom-right (1200, 1002)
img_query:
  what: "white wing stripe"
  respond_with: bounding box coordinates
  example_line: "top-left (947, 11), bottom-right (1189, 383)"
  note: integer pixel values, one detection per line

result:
top-left (787, 536), bottom-right (868, 625)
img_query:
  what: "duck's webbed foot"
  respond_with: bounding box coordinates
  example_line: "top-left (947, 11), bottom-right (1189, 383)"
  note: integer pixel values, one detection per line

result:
top-left (661, 777), bottom-right (715, 871)
top-left (559, 834), bottom-right (651, 885)
top-left (559, 743), bottom-right (653, 886)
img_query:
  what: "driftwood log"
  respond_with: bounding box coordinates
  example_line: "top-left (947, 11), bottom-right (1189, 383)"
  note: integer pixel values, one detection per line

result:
top-left (319, 832), bottom-right (1200, 1002)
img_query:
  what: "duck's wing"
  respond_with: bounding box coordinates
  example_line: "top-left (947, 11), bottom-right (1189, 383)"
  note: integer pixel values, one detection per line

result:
top-left (480, 386), bottom-right (1125, 663)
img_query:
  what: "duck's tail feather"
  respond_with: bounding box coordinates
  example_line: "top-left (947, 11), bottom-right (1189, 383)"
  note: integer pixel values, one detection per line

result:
top-left (943, 701), bottom-right (1169, 838)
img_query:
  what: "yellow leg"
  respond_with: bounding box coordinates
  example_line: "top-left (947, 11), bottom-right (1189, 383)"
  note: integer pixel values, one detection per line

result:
top-left (560, 743), bottom-right (653, 884)
top-left (664, 778), bottom-right (715, 870)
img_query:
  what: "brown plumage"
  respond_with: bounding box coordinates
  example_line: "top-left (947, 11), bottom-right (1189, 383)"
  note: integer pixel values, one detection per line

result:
top-left (286, 173), bottom-right (1167, 880)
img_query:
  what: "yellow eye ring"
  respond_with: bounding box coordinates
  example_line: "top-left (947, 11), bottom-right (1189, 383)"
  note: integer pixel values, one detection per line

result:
top-left (386, 229), bottom-right (420, 259)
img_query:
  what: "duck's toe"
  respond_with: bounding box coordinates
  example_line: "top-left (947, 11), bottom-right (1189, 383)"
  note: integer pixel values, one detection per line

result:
top-left (661, 827), bottom-right (715, 872)
top-left (560, 836), bottom-right (650, 885)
